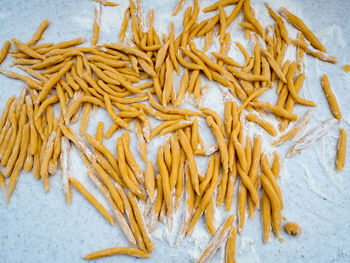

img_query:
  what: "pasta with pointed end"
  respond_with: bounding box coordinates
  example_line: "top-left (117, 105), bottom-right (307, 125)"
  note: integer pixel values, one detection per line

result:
top-left (0, 40), bottom-right (11, 64)
top-left (69, 176), bottom-right (115, 225)
top-left (336, 128), bottom-right (347, 171)
top-left (144, 160), bottom-right (155, 201)
top-left (246, 113), bottom-right (277, 137)
top-left (128, 192), bottom-right (154, 252)
top-left (279, 7), bottom-right (326, 52)
top-left (321, 74), bottom-right (341, 120)
top-left (84, 247), bottom-right (149, 260)
top-left (6, 123), bottom-right (30, 203)
top-left (178, 129), bottom-right (200, 195)
top-left (260, 173), bottom-right (281, 238)
top-left (206, 116), bottom-right (229, 174)
top-left (197, 215), bottom-right (235, 263)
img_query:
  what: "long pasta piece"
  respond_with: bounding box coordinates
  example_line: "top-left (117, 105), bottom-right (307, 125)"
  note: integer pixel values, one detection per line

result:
top-left (321, 74), bottom-right (341, 120)
top-left (157, 146), bottom-right (173, 225)
top-left (186, 153), bottom-right (220, 236)
top-left (197, 215), bottom-right (235, 263)
top-left (178, 129), bottom-right (200, 195)
top-left (122, 132), bottom-right (143, 185)
top-left (272, 109), bottom-right (313, 146)
top-left (279, 7), bottom-right (326, 52)
top-left (69, 176), bottom-right (115, 225)
top-left (206, 116), bottom-right (229, 174)
top-left (91, 8), bottom-right (100, 46)
top-left (260, 173), bottom-right (281, 238)
top-left (172, 0), bottom-right (186, 16)
top-left (0, 40), bottom-right (11, 64)
top-left (226, 225), bottom-right (237, 263)
top-left (291, 39), bottom-right (337, 64)
top-left (116, 182), bottom-right (146, 250)
top-left (128, 192), bottom-right (154, 252)
top-left (60, 136), bottom-right (71, 204)
top-left (84, 247), bottom-right (149, 260)
top-left (248, 135), bottom-right (262, 218)
top-left (288, 118), bottom-right (337, 157)
top-left (116, 137), bottom-right (144, 200)
top-left (336, 128), bottom-right (347, 171)
top-left (6, 123), bottom-right (30, 203)
top-left (246, 113), bottom-right (277, 136)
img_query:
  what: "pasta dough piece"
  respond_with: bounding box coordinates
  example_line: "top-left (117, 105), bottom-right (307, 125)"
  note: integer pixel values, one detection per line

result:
top-left (135, 120), bottom-right (147, 162)
top-left (279, 7), bottom-right (326, 52)
top-left (197, 215), bottom-right (235, 263)
top-left (40, 130), bottom-right (56, 192)
top-left (144, 160), bottom-right (155, 201)
top-left (6, 123), bottom-right (30, 203)
top-left (128, 192), bottom-right (154, 252)
top-left (116, 183), bottom-right (145, 250)
top-left (288, 118), bottom-right (337, 157)
top-left (336, 128), bottom-right (347, 171)
top-left (69, 176), bottom-right (115, 225)
top-left (186, 154), bottom-right (220, 236)
top-left (285, 222), bottom-right (302, 236)
top-left (246, 113), bottom-right (277, 136)
top-left (156, 146), bottom-right (173, 226)
top-left (321, 74), bottom-right (341, 120)
top-left (83, 247), bottom-right (149, 260)
top-left (226, 225), bottom-right (237, 263)
top-left (122, 132), bottom-right (143, 185)
top-left (36, 60), bottom-right (74, 104)
top-left (172, 0), bottom-right (186, 16)
top-left (273, 109), bottom-right (313, 146)
top-left (206, 116), bottom-right (229, 174)
top-left (0, 40), bottom-right (11, 64)
top-left (178, 129), bottom-right (200, 195)
top-left (60, 137), bottom-right (71, 204)
top-left (27, 19), bottom-right (49, 46)
top-left (116, 138), bottom-right (144, 200)
top-left (260, 173), bottom-right (281, 238)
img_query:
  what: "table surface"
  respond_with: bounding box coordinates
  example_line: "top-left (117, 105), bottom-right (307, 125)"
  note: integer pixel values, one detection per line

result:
top-left (0, 0), bottom-right (350, 262)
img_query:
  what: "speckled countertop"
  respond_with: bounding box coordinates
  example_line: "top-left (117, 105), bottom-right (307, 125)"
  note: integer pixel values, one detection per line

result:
top-left (0, 0), bottom-right (350, 262)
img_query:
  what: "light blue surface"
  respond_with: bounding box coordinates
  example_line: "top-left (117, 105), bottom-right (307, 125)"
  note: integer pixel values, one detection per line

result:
top-left (0, 0), bottom-right (350, 262)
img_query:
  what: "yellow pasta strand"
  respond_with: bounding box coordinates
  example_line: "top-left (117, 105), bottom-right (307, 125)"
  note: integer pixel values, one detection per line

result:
top-left (206, 116), bottom-right (229, 173)
top-left (321, 74), bottom-right (341, 120)
top-left (226, 225), bottom-right (237, 263)
top-left (6, 123), bottom-right (30, 203)
top-left (157, 145), bottom-right (173, 223)
top-left (0, 40), bottom-right (11, 64)
top-left (145, 160), bottom-right (155, 201)
top-left (279, 7), bottom-right (326, 52)
top-left (178, 129), bottom-right (200, 195)
top-left (260, 173), bottom-right (281, 238)
top-left (69, 176), bottom-right (115, 225)
top-left (84, 247), bottom-right (149, 260)
top-left (246, 114), bottom-right (277, 136)
top-left (336, 128), bottom-right (347, 171)
top-left (197, 215), bottom-right (235, 263)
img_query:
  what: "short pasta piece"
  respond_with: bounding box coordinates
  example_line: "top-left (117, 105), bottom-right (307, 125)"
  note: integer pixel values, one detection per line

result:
top-left (246, 113), bottom-right (277, 137)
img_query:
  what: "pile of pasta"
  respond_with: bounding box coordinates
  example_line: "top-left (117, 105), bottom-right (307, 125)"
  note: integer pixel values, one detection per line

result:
top-left (0, 0), bottom-right (347, 262)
